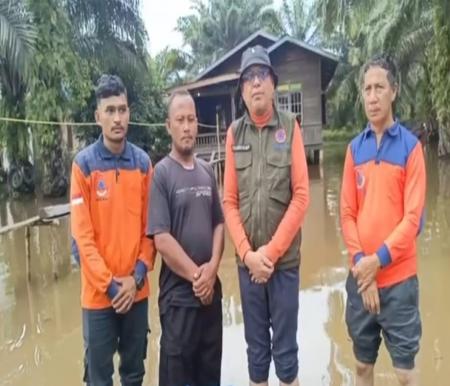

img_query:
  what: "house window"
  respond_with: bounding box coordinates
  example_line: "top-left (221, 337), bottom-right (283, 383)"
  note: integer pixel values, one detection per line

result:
top-left (277, 92), bottom-right (303, 123)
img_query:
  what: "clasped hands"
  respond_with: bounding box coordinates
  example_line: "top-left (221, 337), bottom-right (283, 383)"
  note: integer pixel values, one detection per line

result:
top-left (352, 254), bottom-right (381, 315)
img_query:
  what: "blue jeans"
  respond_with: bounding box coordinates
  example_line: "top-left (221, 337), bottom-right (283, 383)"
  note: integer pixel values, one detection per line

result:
top-left (82, 299), bottom-right (149, 386)
top-left (238, 266), bottom-right (299, 383)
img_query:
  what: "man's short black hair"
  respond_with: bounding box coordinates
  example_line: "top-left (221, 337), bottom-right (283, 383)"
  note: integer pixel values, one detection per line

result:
top-left (95, 74), bottom-right (127, 105)
top-left (361, 55), bottom-right (399, 90)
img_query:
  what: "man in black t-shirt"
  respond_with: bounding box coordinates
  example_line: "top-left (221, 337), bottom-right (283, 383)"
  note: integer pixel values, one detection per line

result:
top-left (147, 89), bottom-right (224, 386)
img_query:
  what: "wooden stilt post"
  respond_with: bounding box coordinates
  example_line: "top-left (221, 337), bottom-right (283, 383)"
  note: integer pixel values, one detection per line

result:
top-left (51, 226), bottom-right (59, 281)
top-left (25, 226), bottom-right (31, 282)
top-left (215, 111), bottom-right (222, 191)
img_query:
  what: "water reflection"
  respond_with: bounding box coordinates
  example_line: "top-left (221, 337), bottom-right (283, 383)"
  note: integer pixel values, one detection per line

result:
top-left (1, 144), bottom-right (450, 385)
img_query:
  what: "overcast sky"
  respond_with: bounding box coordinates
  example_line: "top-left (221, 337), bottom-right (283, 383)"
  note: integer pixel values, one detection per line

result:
top-left (142, 0), bottom-right (194, 56)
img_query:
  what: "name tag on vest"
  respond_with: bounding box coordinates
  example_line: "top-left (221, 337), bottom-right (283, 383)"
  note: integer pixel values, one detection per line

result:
top-left (232, 144), bottom-right (251, 152)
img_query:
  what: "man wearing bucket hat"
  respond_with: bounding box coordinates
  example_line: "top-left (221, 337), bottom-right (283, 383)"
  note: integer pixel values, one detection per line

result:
top-left (223, 45), bottom-right (310, 386)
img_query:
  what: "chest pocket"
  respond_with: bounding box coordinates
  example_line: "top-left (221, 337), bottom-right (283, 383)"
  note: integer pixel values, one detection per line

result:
top-left (234, 150), bottom-right (252, 193)
top-left (125, 178), bottom-right (142, 216)
top-left (266, 151), bottom-right (291, 205)
top-left (385, 165), bottom-right (405, 205)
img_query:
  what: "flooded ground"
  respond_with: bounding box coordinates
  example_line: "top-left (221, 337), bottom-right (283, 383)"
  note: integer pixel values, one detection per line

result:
top-left (0, 143), bottom-right (449, 385)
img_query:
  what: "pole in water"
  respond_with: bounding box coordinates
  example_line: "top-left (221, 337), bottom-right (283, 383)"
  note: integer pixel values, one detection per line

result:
top-left (25, 226), bottom-right (31, 282)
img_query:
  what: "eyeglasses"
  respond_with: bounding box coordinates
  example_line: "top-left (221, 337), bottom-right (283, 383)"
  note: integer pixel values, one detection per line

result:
top-left (241, 67), bottom-right (271, 83)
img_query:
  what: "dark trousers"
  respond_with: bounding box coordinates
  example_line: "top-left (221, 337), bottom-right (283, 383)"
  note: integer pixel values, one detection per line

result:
top-left (238, 266), bottom-right (299, 384)
top-left (346, 273), bottom-right (421, 369)
top-left (159, 301), bottom-right (223, 386)
top-left (82, 299), bottom-right (149, 386)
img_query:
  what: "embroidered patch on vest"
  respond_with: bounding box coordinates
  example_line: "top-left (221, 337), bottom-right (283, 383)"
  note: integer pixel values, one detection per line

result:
top-left (275, 128), bottom-right (287, 143)
top-left (232, 144), bottom-right (251, 152)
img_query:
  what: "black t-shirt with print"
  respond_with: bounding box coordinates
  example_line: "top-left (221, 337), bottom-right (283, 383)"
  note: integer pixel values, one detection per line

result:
top-left (147, 156), bottom-right (223, 314)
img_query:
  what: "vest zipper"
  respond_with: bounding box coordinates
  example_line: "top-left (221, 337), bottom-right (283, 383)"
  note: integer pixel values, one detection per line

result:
top-left (257, 129), bottom-right (262, 245)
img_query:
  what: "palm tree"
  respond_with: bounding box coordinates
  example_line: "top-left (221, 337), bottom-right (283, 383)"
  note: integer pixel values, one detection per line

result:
top-left (362, 0), bottom-right (433, 121)
top-left (151, 47), bottom-right (189, 87)
top-left (0, 0), bottom-right (36, 87)
top-left (0, 0), bottom-right (162, 194)
top-left (66, 0), bottom-right (148, 74)
top-left (0, 0), bottom-right (36, 190)
top-left (67, 0), bottom-right (152, 147)
top-left (428, 0), bottom-right (450, 157)
top-left (313, 0), bottom-right (377, 129)
top-left (177, 0), bottom-right (283, 74)
top-left (313, 0), bottom-right (438, 130)
top-left (279, 0), bottom-right (319, 44)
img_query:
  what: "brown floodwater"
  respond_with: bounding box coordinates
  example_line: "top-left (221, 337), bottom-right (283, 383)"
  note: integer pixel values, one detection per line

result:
top-left (0, 143), bottom-right (449, 386)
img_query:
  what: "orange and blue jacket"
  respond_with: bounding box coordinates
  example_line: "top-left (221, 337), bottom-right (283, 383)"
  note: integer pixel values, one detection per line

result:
top-left (340, 121), bottom-right (426, 288)
top-left (70, 136), bottom-right (156, 309)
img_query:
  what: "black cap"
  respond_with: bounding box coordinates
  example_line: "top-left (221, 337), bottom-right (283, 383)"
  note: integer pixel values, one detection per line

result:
top-left (238, 45), bottom-right (278, 87)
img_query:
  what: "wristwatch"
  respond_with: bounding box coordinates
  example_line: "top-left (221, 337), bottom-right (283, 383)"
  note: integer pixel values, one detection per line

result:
top-left (134, 272), bottom-right (145, 291)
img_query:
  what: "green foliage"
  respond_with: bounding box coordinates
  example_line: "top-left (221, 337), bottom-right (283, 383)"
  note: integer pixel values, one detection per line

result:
top-left (74, 57), bottom-right (170, 164)
top-left (176, 0), bottom-right (283, 74)
top-left (1, 0), bottom-right (450, 191)
top-left (429, 0), bottom-right (450, 156)
top-left (151, 47), bottom-right (189, 88)
top-left (0, 0), bottom-right (36, 166)
top-left (0, 0), bottom-right (170, 194)
top-left (0, 126), bottom-right (30, 162)
top-left (173, 0), bottom-right (450, 155)
top-left (312, 0), bottom-right (450, 156)
top-left (67, 0), bottom-right (169, 162)
top-left (322, 127), bottom-right (360, 142)
top-left (24, 0), bottom-right (91, 192)
top-left (120, 66), bottom-right (170, 163)
top-left (26, 0), bottom-right (91, 122)
top-left (0, 0), bottom-right (36, 86)
top-left (66, 0), bottom-right (148, 77)
top-left (279, 0), bottom-right (317, 43)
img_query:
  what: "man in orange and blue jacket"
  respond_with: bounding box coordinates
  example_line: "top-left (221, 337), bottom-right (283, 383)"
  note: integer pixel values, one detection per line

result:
top-left (340, 56), bottom-right (426, 386)
top-left (71, 75), bottom-right (155, 386)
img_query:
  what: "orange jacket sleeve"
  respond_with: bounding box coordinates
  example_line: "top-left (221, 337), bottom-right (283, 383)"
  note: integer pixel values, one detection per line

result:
top-left (377, 143), bottom-right (426, 266)
top-left (70, 162), bottom-right (113, 293)
top-left (138, 166), bottom-right (156, 271)
top-left (264, 121), bottom-right (310, 263)
top-left (223, 127), bottom-right (252, 260)
top-left (340, 145), bottom-right (365, 265)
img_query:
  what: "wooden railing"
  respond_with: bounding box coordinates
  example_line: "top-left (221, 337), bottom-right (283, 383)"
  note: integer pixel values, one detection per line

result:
top-left (195, 132), bottom-right (227, 149)
top-left (195, 124), bottom-right (322, 149)
top-left (0, 203), bottom-right (70, 281)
